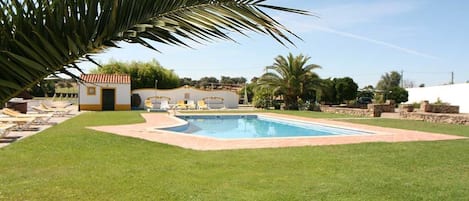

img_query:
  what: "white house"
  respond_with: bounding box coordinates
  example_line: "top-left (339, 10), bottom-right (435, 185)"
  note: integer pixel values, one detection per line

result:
top-left (132, 86), bottom-right (239, 109)
top-left (405, 83), bottom-right (469, 113)
top-left (78, 74), bottom-right (131, 111)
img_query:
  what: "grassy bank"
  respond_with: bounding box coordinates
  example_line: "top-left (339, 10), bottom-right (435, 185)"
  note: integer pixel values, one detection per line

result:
top-left (339, 118), bottom-right (469, 137)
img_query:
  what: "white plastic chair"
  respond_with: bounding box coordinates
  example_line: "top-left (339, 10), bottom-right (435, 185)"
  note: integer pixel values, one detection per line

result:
top-left (160, 100), bottom-right (170, 110)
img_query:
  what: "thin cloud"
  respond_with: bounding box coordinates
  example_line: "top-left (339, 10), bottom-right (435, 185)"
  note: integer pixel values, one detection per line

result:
top-left (315, 1), bottom-right (417, 28)
top-left (311, 25), bottom-right (440, 60)
top-left (271, 1), bottom-right (438, 60)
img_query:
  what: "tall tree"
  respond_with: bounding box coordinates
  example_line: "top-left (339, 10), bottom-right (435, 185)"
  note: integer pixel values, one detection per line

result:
top-left (376, 71), bottom-right (408, 103)
top-left (318, 77), bottom-right (358, 104)
top-left (220, 76), bottom-right (247, 85)
top-left (221, 76), bottom-right (234, 85)
top-left (357, 85), bottom-right (374, 99)
top-left (257, 53), bottom-right (321, 110)
top-left (317, 78), bottom-right (336, 105)
top-left (28, 80), bottom-right (55, 97)
top-left (198, 77), bottom-right (219, 89)
top-left (179, 77), bottom-right (193, 87)
top-left (92, 60), bottom-right (180, 89)
top-left (0, 0), bottom-right (308, 104)
top-left (232, 77), bottom-right (247, 85)
top-left (333, 77), bottom-right (358, 103)
top-left (376, 71), bottom-right (402, 90)
top-left (387, 86), bottom-right (409, 103)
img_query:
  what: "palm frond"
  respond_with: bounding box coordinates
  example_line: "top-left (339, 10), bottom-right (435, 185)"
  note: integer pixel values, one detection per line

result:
top-left (0, 0), bottom-right (309, 104)
top-left (258, 53), bottom-right (322, 109)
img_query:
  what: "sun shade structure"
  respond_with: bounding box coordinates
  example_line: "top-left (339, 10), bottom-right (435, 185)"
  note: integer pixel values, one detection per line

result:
top-left (0, 0), bottom-right (308, 105)
top-left (202, 96), bottom-right (226, 109)
top-left (78, 74), bottom-right (131, 111)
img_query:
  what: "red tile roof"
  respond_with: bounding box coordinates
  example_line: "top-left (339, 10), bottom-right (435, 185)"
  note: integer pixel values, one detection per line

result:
top-left (81, 74), bottom-right (131, 84)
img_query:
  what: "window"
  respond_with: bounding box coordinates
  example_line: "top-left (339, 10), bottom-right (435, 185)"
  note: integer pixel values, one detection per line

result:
top-left (87, 87), bottom-right (96, 95)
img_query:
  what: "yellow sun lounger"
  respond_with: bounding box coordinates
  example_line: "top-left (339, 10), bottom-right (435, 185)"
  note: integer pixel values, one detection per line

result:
top-left (175, 100), bottom-right (186, 110)
top-left (1, 108), bottom-right (53, 124)
top-left (197, 100), bottom-right (208, 110)
top-left (145, 99), bottom-right (154, 110)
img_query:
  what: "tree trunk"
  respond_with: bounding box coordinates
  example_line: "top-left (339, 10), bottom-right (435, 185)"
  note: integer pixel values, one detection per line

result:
top-left (284, 95), bottom-right (298, 110)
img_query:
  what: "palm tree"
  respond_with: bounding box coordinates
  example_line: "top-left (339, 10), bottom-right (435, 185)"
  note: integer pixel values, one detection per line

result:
top-left (257, 53), bottom-right (321, 110)
top-left (0, 0), bottom-right (308, 104)
top-left (376, 71), bottom-right (402, 91)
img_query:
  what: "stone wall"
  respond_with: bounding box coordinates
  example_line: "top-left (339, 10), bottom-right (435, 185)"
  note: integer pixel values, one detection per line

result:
top-left (372, 102), bottom-right (395, 113)
top-left (319, 103), bottom-right (395, 117)
top-left (399, 111), bottom-right (469, 125)
top-left (399, 104), bottom-right (414, 112)
top-left (420, 101), bottom-right (459, 113)
top-left (320, 106), bottom-right (375, 117)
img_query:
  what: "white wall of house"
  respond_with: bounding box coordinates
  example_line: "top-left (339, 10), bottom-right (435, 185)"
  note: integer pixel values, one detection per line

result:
top-left (405, 83), bottom-right (469, 113)
top-left (133, 87), bottom-right (239, 109)
top-left (79, 83), bottom-right (131, 109)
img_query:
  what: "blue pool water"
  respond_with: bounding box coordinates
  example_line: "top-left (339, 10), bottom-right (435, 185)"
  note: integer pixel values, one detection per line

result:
top-left (170, 115), bottom-right (372, 139)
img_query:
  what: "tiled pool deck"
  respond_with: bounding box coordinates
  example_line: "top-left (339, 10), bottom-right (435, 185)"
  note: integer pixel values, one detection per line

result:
top-left (88, 113), bottom-right (466, 151)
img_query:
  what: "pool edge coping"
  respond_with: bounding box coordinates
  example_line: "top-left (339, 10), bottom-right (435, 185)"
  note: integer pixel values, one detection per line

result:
top-left (87, 112), bottom-right (467, 151)
top-left (153, 114), bottom-right (379, 140)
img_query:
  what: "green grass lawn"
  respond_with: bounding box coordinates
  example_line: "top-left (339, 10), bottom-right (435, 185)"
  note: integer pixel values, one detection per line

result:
top-left (339, 118), bottom-right (469, 137)
top-left (0, 111), bottom-right (468, 200)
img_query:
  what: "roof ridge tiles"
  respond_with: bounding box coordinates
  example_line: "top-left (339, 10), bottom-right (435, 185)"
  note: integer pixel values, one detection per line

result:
top-left (80, 74), bottom-right (130, 84)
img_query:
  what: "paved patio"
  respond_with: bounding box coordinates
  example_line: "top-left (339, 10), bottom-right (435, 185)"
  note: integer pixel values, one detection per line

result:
top-left (0, 106), bottom-right (79, 148)
top-left (88, 112), bottom-right (466, 151)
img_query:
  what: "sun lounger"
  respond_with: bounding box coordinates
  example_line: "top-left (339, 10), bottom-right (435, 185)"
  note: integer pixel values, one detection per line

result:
top-left (186, 100), bottom-right (196, 110)
top-left (175, 100), bottom-right (186, 110)
top-left (197, 100), bottom-right (208, 110)
top-left (1, 108), bottom-right (53, 124)
top-left (42, 102), bottom-right (72, 111)
top-left (174, 100), bottom-right (195, 110)
top-left (0, 123), bottom-right (16, 138)
top-left (32, 104), bottom-right (72, 117)
top-left (145, 96), bottom-right (171, 112)
top-left (144, 99), bottom-right (154, 111)
top-left (0, 117), bottom-right (36, 131)
top-left (42, 101), bottom-right (72, 109)
top-left (160, 100), bottom-right (170, 110)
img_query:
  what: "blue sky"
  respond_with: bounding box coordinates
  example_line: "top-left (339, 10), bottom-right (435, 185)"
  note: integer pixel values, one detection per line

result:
top-left (78, 0), bottom-right (469, 88)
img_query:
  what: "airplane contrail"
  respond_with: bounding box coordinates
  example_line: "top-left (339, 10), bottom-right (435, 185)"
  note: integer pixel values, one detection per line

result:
top-left (312, 25), bottom-right (440, 60)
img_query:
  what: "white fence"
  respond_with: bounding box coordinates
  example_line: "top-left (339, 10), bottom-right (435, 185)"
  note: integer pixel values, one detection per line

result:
top-left (405, 83), bottom-right (469, 113)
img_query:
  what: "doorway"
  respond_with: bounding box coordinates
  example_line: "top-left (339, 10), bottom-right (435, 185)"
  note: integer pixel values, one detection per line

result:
top-left (102, 89), bottom-right (115, 111)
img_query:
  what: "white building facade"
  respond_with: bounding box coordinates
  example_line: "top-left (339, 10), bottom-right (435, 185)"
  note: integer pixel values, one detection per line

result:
top-left (78, 74), bottom-right (131, 111)
top-left (405, 83), bottom-right (469, 113)
top-left (133, 86), bottom-right (239, 109)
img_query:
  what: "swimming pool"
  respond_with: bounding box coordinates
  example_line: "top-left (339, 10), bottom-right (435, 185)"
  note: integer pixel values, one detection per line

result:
top-left (167, 115), bottom-right (372, 139)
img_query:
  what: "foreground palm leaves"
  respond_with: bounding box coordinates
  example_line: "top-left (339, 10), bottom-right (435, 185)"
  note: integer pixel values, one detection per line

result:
top-left (0, 0), bottom-right (308, 104)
